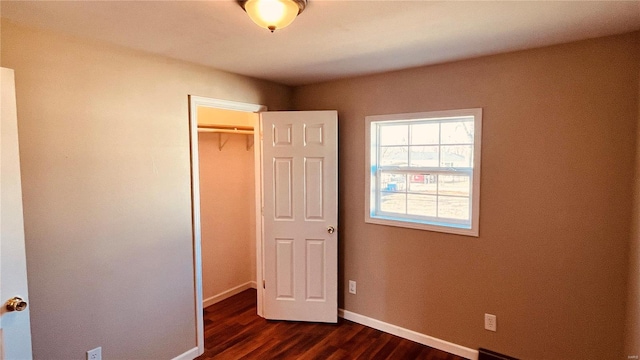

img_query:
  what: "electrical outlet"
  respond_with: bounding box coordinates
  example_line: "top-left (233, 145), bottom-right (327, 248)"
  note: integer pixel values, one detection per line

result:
top-left (348, 280), bottom-right (356, 294)
top-left (87, 347), bottom-right (102, 360)
top-left (484, 313), bottom-right (497, 332)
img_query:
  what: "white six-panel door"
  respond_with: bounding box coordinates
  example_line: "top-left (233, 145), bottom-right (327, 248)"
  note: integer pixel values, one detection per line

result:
top-left (1, 67), bottom-right (33, 359)
top-left (261, 111), bottom-right (338, 323)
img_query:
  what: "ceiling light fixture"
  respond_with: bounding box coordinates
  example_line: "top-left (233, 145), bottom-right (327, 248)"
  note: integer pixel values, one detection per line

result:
top-left (238, 0), bottom-right (307, 33)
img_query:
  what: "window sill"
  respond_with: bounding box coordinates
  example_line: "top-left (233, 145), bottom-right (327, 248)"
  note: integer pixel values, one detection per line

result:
top-left (365, 215), bottom-right (479, 237)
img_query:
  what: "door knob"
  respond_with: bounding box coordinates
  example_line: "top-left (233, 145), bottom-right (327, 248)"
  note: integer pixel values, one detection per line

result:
top-left (327, 226), bottom-right (335, 234)
top-left (5, 296), bottom-right (27, 312)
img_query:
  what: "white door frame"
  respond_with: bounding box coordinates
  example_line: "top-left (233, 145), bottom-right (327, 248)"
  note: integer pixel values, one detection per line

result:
top-left (188, 95), bottom-right (267, 356)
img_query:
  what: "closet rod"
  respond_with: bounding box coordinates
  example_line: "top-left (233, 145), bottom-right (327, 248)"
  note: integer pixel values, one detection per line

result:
top-left (197, 127), bottom-right (253, 135)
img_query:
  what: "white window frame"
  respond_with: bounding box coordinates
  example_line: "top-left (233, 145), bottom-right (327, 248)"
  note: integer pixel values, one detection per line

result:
top-left (365, 108), bottom-right (482, 237)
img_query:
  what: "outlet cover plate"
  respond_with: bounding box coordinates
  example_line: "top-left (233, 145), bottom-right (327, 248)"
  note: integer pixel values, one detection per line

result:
top-left (87, 347), bottom-right (102, 360)
top-left (348, 280), bottom-right (356, 294)
top-left (484, 314), bottom-right (497, 332)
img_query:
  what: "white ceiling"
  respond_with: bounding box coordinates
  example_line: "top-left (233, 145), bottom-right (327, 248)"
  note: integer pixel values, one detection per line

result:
top-left (2, 1), bottom-right (639, 86)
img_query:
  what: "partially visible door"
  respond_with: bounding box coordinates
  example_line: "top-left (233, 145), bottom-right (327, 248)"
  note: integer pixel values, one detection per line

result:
top-left (261, 111), bottom-right (338, 323)
top-left (1, 67), bottom-right (33, 359)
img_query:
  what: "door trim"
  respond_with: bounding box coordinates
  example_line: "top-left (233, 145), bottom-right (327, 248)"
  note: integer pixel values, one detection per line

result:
top-left (188, 96), bottom-right (266, 355)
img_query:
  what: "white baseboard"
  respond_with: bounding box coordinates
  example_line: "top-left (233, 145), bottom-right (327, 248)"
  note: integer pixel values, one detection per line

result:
top-left (171, 346), bottom-right (199, 360)
top-left (203, 281), bottom-right (257, 308)
top-left (338, 309), bottom-right (478, 360)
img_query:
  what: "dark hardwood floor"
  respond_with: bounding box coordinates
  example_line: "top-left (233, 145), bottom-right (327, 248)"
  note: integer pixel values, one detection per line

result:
top-left (196, 289), bottom-right (467, 360)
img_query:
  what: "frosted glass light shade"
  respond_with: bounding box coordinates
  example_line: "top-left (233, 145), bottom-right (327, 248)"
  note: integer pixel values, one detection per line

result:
top-left (242, 0), bottom-right (305, 32)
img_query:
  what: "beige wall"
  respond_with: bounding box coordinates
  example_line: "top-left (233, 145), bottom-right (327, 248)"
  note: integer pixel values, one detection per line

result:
top-left (626, 70), bottom-right (640, 358)
top-left (1, 20), bottom-right (289, 359)
top-left (293, 33), bottom-right (640, 359)
top-left (199, 131), bottom-right (256, 303)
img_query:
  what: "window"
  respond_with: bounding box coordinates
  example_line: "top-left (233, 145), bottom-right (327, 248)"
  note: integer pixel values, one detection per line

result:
top-left (365, 108), bottom-right (482, 236)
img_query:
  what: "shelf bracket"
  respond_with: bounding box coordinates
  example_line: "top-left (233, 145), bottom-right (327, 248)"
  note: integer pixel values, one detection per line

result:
top-left (218, 133), bottom-right (229, 151)
top-left (246, 135), bottom-right (254, 151)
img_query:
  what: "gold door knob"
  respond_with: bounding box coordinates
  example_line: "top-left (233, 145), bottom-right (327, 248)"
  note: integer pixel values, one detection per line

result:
top-left (327, 226), bottom-right (335, 234)
top-left (5, 296), bottom-right (27, 312)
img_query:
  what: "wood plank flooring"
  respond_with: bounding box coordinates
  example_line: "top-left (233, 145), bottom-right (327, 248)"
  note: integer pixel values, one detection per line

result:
top-left (196, 289), bottom-right (467, 360)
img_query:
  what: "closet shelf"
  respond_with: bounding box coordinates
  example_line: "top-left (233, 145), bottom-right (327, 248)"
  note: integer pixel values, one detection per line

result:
top-left (197, 125), bottom-right (254, 135)
top-left (198, 125), bottom-right (254, 151)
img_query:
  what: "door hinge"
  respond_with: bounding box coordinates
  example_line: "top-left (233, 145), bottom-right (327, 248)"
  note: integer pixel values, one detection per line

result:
top-left (263, 280), bottom-right (266, 289)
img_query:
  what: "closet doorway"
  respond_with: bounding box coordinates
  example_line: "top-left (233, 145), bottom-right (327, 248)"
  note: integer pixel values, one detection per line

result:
top-left (188, 96), bottom-right (266, 354)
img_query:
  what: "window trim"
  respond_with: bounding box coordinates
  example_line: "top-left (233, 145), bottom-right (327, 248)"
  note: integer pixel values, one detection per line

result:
top-left (364, 108), bottom-right (482, 237)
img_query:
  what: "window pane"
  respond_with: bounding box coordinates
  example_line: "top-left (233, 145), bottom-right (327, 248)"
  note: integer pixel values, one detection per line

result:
top-left (440, 145), bottom-right (473, 168)
top-left (380, 192), bottom-right (406, 214)
top-left (411, 123), bottom-right (439, 145)
top-left (441, 120), bottom-right (474, 144)
top-left (380, 124), bottom-right (408, 145)
top-left (407, 194), bottom-right (437, 217)
top-left (408, 174), bottom-right (437, 194)
top-left (409, 146), bottom-right (438, 167)
top-left (380, 172), bottom-right (406, 192)
top-left (380, 146), bottom-right (408, 166)
top-left (437, 196), bottom-right (470, 221)
top-left (438, 175), bottom-right (470, 196)
top-left (366, 109), bottom-right (481, 236)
